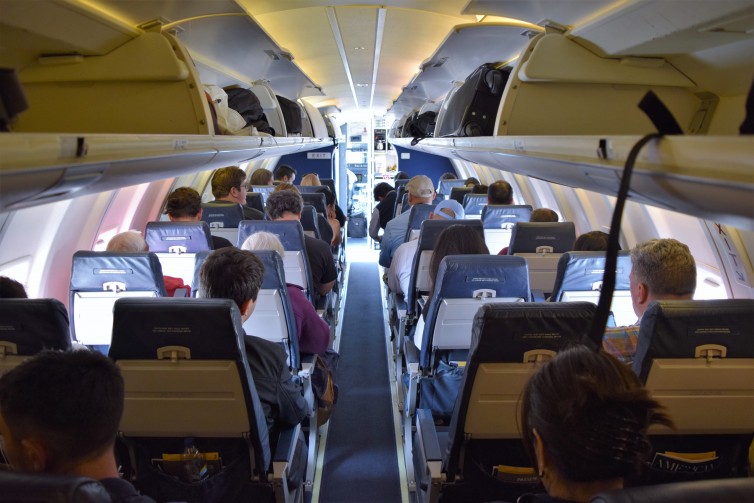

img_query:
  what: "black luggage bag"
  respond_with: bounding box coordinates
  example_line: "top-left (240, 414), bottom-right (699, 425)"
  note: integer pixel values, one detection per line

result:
top-left (435, 63), bottom-right (510, 137)
top-left (276, 95), bottom-right (303, 135)
top-left (225, 87), bottom-right (276, 135)
top-left (347, 213), bottom-right (367, 238)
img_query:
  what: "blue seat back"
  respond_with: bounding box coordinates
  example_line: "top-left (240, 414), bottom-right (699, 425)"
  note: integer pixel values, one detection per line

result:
top-left (245, 193), bottom-right (266, 214)
top-left (481, 204), bottom-right (532, 229)
top-left (632, 299), bottom-right (754, 484)
top-left (297, 185), bottom-right (323, 194)
top-left (69, 251), bottom-right (166, 346)
top-left (109, 297), bottom-right (271, 478)
top-left (300, 204), bottom-right (321, 240)
top-left (201, 204), bottom-right (244, 246)
top-left (242, 250), bottom-right (299, 369)
top-left (0, 299), bottom-right (71, 375)
top-left (508, 222), bottom-right (576, 254)
top-left (404, 203), bottom-right (440, 243)
top-left (144, 221), bottom-right (212, 253)
top-left (448, 186), bottom-right (471, 205)
top-left (393, 185), bottom-right (407, 218)
top-left (301, 192), bottom-right (327, 215)
top-left (550, 251), bottom-right (633, 325)
top-left (237, 220), bottom-right (313, 298)
top-left (437, 179), bottom-right (465, 197)
top-left (201, 203), bottom-right (244, 229)
top-left (442, 302), bottom-right (597, 479)
top-left (462, 193), bottom-right (487, 217)
top-left (250, 185), bottom-right (274, 203)
top-left (145, 221), bottom-right (212, 288)
top-left (421, 255), bottom-right (530, 369)
top-left (189, 250), bottom-right (212, 297)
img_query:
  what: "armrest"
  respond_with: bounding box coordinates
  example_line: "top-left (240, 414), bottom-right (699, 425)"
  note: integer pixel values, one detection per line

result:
top-left (272, 423), bottom-right (303, 503)
top-left (416, 409), bottom-right (442, 462)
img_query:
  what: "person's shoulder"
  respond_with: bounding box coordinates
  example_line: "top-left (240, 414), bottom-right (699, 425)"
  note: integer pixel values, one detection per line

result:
top-left (246, 334), bottom-right (288, 359)
top-left (212, 235), bottom-right (234, 249)
top-left (99, 477), bottom-right (156, 503)
top-left (304, 234), bottom-right (330, 252)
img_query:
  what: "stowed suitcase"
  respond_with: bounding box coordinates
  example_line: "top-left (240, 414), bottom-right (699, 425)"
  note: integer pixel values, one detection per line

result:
top-left (276, 95), bottom-right (303, 135)
top-left (435, 63), bottom-right (510, 137)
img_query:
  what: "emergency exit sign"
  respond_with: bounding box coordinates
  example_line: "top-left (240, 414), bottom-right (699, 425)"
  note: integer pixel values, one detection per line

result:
top-left (307, 152), bottom-right (332, 159)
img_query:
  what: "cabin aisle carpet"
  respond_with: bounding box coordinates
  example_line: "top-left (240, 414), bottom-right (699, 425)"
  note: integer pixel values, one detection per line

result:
top-left (319, 262), bottom-right (401, 502)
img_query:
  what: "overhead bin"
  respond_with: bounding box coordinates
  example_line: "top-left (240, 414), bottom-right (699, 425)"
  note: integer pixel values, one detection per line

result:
top-left (497, 33), bottom-right (705, 136)
top-left (16, 32), bottom-right (211, 135)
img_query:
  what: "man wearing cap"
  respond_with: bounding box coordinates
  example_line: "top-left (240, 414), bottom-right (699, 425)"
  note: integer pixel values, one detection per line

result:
top-left (387, 199), bottom-right (464, 296)
top-left (378, 175), bottom-right (435, 268)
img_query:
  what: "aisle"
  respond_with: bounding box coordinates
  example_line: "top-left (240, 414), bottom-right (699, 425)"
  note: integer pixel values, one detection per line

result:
top-left (317, 260), bottom-right (402, 502)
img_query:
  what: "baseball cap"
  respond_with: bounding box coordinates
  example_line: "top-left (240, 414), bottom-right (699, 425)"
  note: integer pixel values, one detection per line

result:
top-left (432, 199), bottom-right (465, 220)
top-left (406, 175), bottom-right (434, 198)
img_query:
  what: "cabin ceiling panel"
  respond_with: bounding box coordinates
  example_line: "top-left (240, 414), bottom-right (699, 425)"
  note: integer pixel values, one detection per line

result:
top-left (463, 0), bottom-right (618, 28)
top-left (571, 0), bottom-right (754, 56)
top-left (671, 37), bottom-right (754, 97)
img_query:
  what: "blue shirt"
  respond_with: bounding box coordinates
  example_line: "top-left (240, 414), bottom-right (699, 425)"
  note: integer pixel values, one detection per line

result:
top-left (379, 210), bottom-right (411, 267)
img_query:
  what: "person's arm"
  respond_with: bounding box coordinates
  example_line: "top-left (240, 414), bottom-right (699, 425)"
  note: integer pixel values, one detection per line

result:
top-left (378, 222), bottom-right (394, 267)
top-left (328, 216), bottom-right (342, 248)
top-left (369, 208), bottom-right (381, 241)
top-left (297, 299), bottom-right (331, 355)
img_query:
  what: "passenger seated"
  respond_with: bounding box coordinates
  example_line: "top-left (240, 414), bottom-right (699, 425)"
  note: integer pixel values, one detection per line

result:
top-left (369, 182), bottom-right (396, 243)
top-left (518, 346), bottom-right (673, 503)
top-left (487, 180), bottom-right (514, 205)
top-left (499, 208), bottom-right (559, 255)
top-left (241, 231), bottom-right (330, 356)
top-left (165, 187), bottom-right (233, 249)
top-left (414, 224), bottom-right (489, 350)
top-left (106, 231), bottom-right (187, 297)
top-left (273, 164), bottom-right (297, 184)
top-left (0, 276), bottom-right (27, 298)
top-left (0, 350), bottom-right (155, 502)
top-left (379, 175), bottom-right (436, 268)
top-left (573, 230), bottom-right (612, 251)
top-left (602, 238), bottom-right (696, 364)
top-left (199, 247), bottom-right (308, 436)
top-left (204, 166), bottom-right (265, 220)
top-left (317, 187), bottom-right (342, 249)
top-left (387, 199), bottom-right (465, 297)
top-left (266, 190), bottom-right (337, 297)
top-left (250, 167), bottom-right (274, 186)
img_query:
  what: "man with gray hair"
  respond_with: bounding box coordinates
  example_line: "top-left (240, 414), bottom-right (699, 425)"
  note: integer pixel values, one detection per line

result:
top-left (379, 175), bottom-right (435, 268)
top-left (603, 238), bottom-right (697, 363)
top-left (106, 230), bottom-right (148, 252)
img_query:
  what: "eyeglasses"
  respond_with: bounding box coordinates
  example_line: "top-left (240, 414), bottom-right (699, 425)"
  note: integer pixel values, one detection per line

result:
top-left (238, 184), bottom-right (248, 191)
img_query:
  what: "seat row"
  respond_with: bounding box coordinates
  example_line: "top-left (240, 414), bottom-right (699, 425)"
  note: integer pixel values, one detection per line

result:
top-left (0, 295), bottom-right (317, 502)
top-left (401, 297), bottom-right (754, 502)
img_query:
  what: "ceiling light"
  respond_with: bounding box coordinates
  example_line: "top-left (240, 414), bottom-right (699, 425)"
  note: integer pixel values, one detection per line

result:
top-left (354, 46), bottom-right (366, 50)
top-left (356, 83), bottom-right (369, 87)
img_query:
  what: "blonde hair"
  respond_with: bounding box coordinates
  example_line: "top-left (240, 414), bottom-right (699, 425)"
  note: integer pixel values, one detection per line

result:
top-left (241, 231), bottom-right (285, 256)
top-left (300, 173), bottom-right (321, 186)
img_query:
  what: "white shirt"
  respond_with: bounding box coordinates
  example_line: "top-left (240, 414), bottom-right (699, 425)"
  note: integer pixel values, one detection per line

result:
top-left (387, 239), bottom-right (418, 296)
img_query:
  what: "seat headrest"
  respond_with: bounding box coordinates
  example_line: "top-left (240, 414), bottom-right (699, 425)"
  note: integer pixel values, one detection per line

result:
top-left (250, 250), bottom-right (286, 289)
top-left (437, 179), bottom-right (465, 196)
top-left (462, 193), bottom-right (487, 208)
top-left (145, 221), bottom-right (212, 252)
top-left (301, 192), bottom-right (326, 214)
top-left (0, 299), bottom-right (71, 353)
top-left (434, 255), bottom-right (530, 300)
top-left (508, 221), bottom-right (576, 254)
top-left (470, 302), bottom-right (598, 363)
top-left (109, 298), bottom-right (246, 361)
top-left (633, 299), bottom-right (754, 381)
top-left (416, 219), bottom-right (484, 251)
top-left (201, 203), bottom-right (244, 228)
top-left (70, 252), bottom-right (166, 294)
top-left (237, 220), bottom-right (305, 250)
top-left (448, 186), bottom-right (472, 204)
top-left (550, 251), bottom-right (631, 301)
top-left (244, 192), bottom-right (266, 213)
top-left (406, 203), bottom-right (438, 232)
top-left (480, 204), bottom-right (532, 229)
top-left (190, 250), bottom-right (212, 296)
